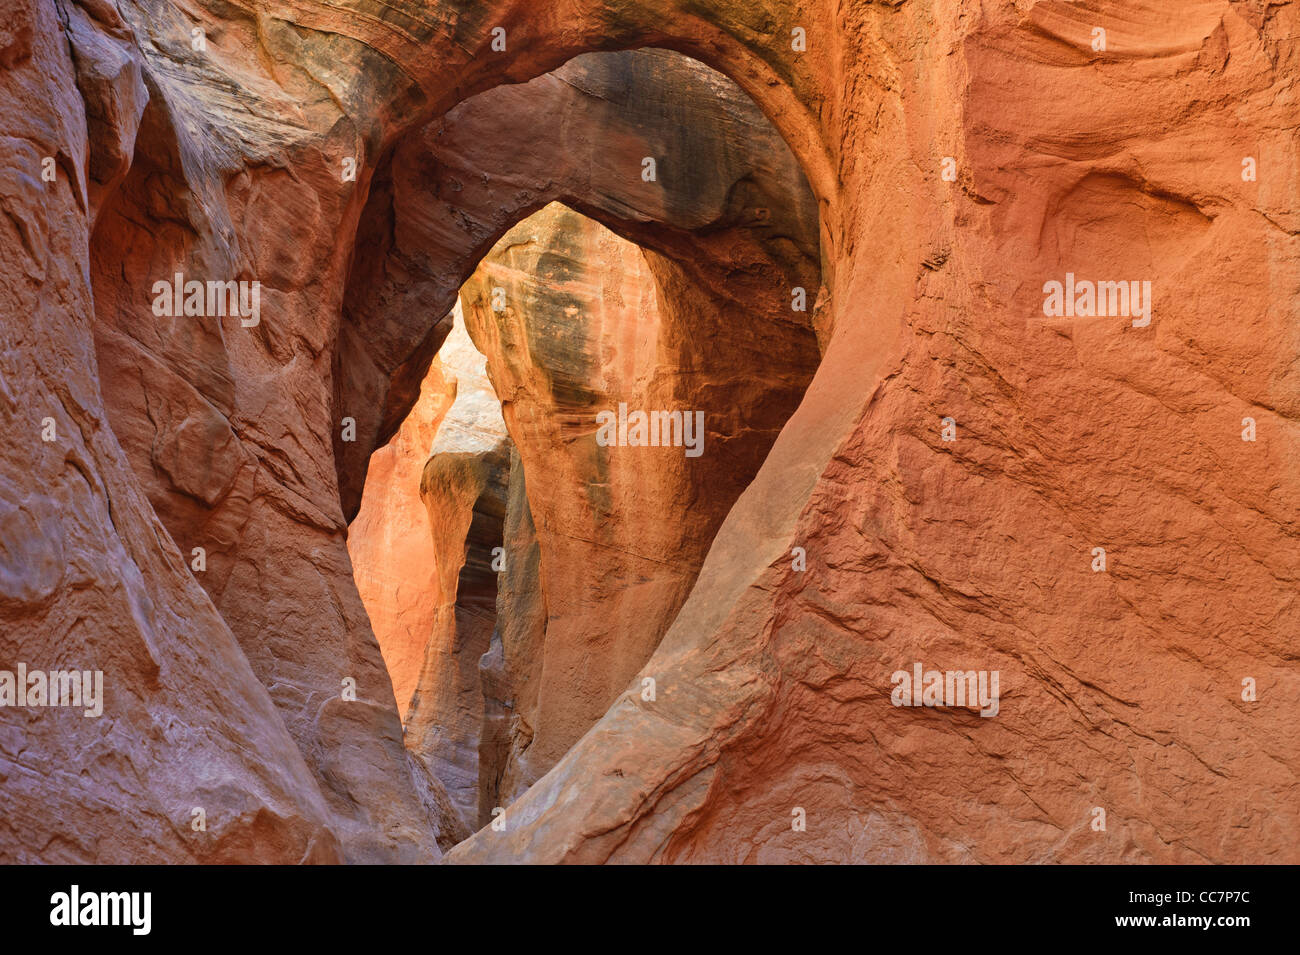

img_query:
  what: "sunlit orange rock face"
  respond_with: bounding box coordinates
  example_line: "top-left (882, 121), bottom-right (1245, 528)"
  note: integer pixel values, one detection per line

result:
top-left (352, 197), bottom-right (818, 838)
top-left (347, 47), bottom-right (821, 844)
top-left (399, 307), bottom-right (510, 841)
top-left (458, 206), bottom-right (678, 816)
top-left (2, 0), bottom-right (1297, 866)
top-left (348, 355), bottom-right (455, 721)
top-left (456, 203), bottom-right (819, 814)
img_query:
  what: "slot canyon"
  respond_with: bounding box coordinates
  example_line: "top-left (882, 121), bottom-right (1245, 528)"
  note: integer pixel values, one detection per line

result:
top-left (1, 0), bottom-right (1297, 868)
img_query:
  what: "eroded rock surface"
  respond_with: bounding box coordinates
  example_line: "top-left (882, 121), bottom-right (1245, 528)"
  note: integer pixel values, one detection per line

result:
top-left (2, 0), bottom-right (1296, 865)
top-left (1, 0), bottom-right (341, 864)
top-left (399, 308), bottom-right (510, 838)
top-left (354, 191), bottom-right (819, 839)
top-left (348, 49), bottom-right (822, 840)
top-left (457, 202), bottom-right (818, 808)
top-left (348, 353), bottom-right (455, 721)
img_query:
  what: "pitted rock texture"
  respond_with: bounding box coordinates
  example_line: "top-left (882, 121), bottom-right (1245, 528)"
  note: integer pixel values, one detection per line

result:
top-left (2, 0), bottom-right (1296, 865)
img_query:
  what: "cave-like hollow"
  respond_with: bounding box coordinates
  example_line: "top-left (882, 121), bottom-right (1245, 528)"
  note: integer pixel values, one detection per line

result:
top-left (344, 49), bottom-right (827, 849)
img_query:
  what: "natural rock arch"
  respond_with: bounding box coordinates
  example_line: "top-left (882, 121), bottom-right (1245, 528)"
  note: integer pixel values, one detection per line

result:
top-left (335, 47), bottom-right (826, 522)
top-left (343, 48), bottom-right (827, 845)
top-left (86, 32), bottom-right (834, 861)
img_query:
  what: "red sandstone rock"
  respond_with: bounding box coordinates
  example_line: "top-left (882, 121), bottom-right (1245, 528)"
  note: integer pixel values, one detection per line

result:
top-left (350, 49), bottom-right (820, 838)
top-left (450, 202), bottom-right (817, 813)
top-left (1, 0), bottom-right (1296, 866)
top-left (348, 352), bottom-right (455, 720)
top-left (399, 308), bottom-right (510, 838)
top-left (0, 0), bottom-right (341, 863)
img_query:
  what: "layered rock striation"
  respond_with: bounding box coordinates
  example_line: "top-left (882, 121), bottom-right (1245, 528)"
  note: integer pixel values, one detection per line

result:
top-left (0, 0), bottom-right (1295, 864)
